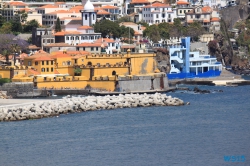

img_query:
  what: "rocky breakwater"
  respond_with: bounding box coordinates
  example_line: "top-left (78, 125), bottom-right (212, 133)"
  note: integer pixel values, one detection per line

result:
top-left (0, 93), bottom-right (185, 122)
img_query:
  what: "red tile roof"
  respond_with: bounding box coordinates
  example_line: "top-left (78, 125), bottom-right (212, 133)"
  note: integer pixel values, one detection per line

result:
top-left (77, 42), bottom-right (104, 47)
top-left (9, 1), bottom-right (27, 6)
top-left (177, 1), bottom-right (190, 5)
top-left (97, 10), bottom-right (110, 15)
top-left (38, 4), bottom-right (58, 8)
top-left (144, 2), bottom-right (170, 8)
top-left (77, 25), bottom-right (93, 30)
top-left (101, 5), bottom-right (119, 9)
top-left (54, 31), bottom-right (81, 36)
top-left (131, 0), bottom-right (150, 4)
top-left (28, 69), bottom-right (40, 75)
top-left (34, 56), bottom-right (54, 61)
top-left (202, 6), bottom-right (212, 13)
top-left (95, 38), bottom-right (115, 43)
top-left (211, 17), bottom-right (220, 22)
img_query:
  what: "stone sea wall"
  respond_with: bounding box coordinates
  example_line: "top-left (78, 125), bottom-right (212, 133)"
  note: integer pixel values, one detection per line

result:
top-left (0, 93), bottom-right (185, 122)
top-left (0, 82), bottom-right (34, 98)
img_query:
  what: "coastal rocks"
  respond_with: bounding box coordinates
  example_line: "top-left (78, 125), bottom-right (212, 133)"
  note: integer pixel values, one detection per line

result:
top-left (0, 91), bottom-right (12, 99)
top-left (0, 93), bottom-right (185, 122)
top-left (193, 87), bottom-right (210, 94)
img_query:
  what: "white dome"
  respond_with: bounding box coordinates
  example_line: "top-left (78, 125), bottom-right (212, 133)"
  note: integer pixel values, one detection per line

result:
top-left (83, 0), bottom-right (94, 11)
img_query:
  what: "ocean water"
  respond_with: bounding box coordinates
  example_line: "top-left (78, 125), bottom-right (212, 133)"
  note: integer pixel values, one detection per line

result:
top-left (0, 85), bottom-right (250, 166)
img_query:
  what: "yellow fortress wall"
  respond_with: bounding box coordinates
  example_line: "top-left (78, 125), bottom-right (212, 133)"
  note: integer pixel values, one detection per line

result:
top-left (7, 50), bottom-right (167, 91)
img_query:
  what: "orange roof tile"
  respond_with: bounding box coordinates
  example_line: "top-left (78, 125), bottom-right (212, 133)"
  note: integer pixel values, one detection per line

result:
top-left (54, 31), bottom-right (81, 36)
top-left (38, 4), bottom-right (58, 8)
top-left (19, 8), bottom-right (31, 12)
top-left (19, 53), bottom-right (28, 59)
top-left (55, 2), bottom-right (65, 4)
top-left (210, 17), bottom-right (220, 22)
top-left (9, 1), bottom-right (27, 6)
top-left (134, 31), bottom-right (142, 35)
top-left (131, 0), bottom-right (150, 4)
top-left (77, 25), bottom-right (93, 30)
top-left (202, 6), bottom-right (212, 13)
top-left (203, 19), bottom-right (210, 23)
top-left (48, 10), bottom-right (74, 14)
top-left (97, 10), bottom-right (110, 15)
top-left (28, 69), bottom-right (40, 75)
top-left (77, 42), bottom-right (103, 47)
top-left (95, 38), bottom-right (115, 43)
top-left (101, 5), bottom-right (119, 9)
top-left (34, 56), bottom-right (54, 61)
top-left (144, 2), bottom-right (170, 8)
top-left (50, 53), bottom-right (72, 59)
top-left (177, 1), bottom-right (190, 5)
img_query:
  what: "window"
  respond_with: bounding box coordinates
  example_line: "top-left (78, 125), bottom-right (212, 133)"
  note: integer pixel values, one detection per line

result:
top-left (71, 36), bottom-right (74, 40)
top-left (35, 62), bottom-right (38, 65)
top-left (76, 36), bottom-right (79, 40)
top-left (83, 47), bottom-right (85, 51)
top-left (162, 14), bottom-right (165, 18)
top-left (76, 47), bottom-right (79, 51)
top-left (51, 61), bottom-right (53, 65)
top-left (91, 47), bottom-right (94, 51)
top-left (85, 14), bottom-right (87, 20)
top-left (42, 61), bottom-right (44, 65)
top-left (47, 68), bottom-right (49, 72)
top-left (93, 14), bottom-right (95, 20)
top-left (96, 47), bottom-right (98, 51)
top-left (51, 68), bottom-right (53, 72)
top-left (180, 10), bottom-right (182, 14)
top-left (46, 61), bottom-right (49, 65)
top-left (66, 37), bottom-right (69, 40)
top-left (156, 14), bottom-right (158, 18)
top-left (67, 61), bottom-right (71, 65)
top-left (42, 68), bottom-right (45, 72)
top-left (28, 61), bottom-right (31, 66)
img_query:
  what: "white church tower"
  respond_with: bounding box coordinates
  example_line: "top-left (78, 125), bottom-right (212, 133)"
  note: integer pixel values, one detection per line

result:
top-left (81, 0), bottom-right (96, 26)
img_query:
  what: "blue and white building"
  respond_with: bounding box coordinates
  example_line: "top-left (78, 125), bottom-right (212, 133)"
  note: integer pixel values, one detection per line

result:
top-left (167, 37), bottom-right (222, 79)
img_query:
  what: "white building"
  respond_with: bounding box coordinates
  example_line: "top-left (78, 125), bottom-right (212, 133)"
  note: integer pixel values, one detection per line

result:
top-left (142, 2), bottom-right (177, 25)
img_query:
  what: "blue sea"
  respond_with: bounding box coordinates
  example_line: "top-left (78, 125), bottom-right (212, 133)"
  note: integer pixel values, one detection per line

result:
top-left (0, 85), bottom-right (250, 166)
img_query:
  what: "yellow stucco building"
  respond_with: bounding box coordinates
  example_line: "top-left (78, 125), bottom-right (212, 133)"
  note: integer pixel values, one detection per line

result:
top-left (3, 50), bottom-right (168, 91)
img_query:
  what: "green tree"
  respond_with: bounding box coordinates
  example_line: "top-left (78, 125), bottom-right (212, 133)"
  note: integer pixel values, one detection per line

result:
top-left (93, 19), bottom-right (121, 38)
top-left (158, 22), bottom-right (171, 43)
top-left (0, 15), bottom-right (6, 27)
top-left (185, 21), bottom-right (205, 42)
top-left (10, 19), bottom-right (23, 34)
top-left (55, 17), bottom-right (62, 32)
top-left (143, 24), bottom-right (161, 43)
top-left (119, 25), bottom-right (134, 43)
top-left (0, 22), bottom-right (12, 34)
top-left (74, 68), bottom-right (82, 76)
top-left (23, 19), bottom-right (40, 33)
top-left (137, 21), bottom-right (149, 28)
top-left (116, 16), bottom-right (131, 23)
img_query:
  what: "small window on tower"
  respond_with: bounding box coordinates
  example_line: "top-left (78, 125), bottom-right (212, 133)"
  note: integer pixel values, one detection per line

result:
top-left (85, 14), bottom-right (87, 20)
